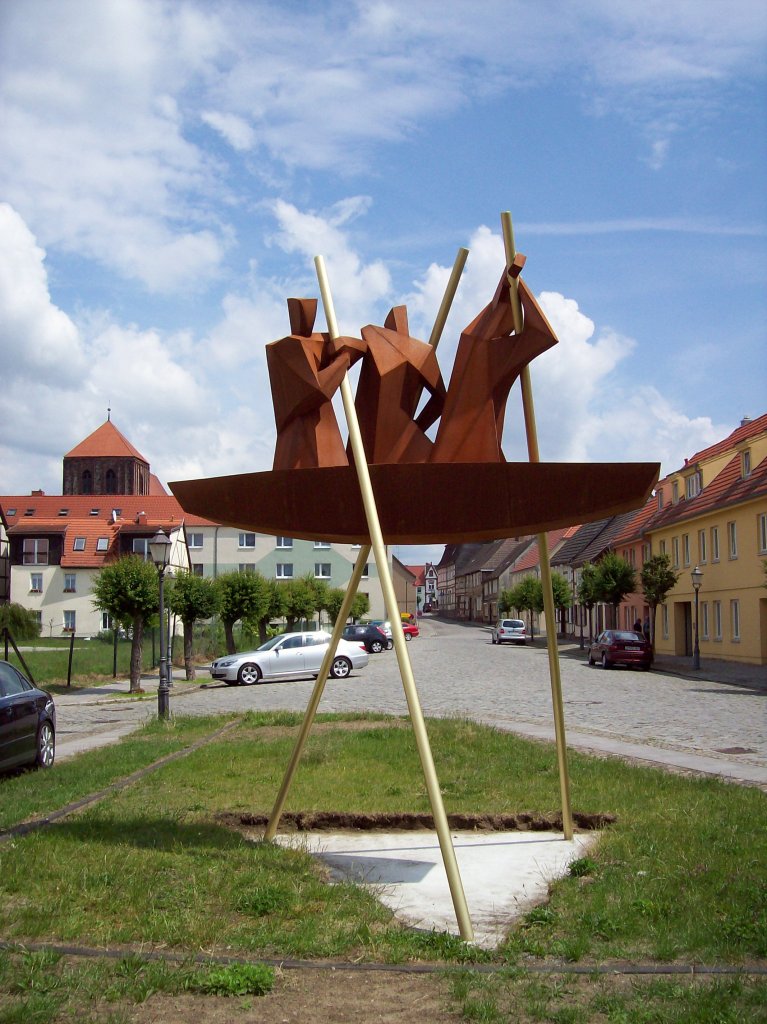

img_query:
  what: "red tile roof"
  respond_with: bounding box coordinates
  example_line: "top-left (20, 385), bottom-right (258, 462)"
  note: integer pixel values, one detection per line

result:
top-left (683, 413), bottom-right (767, 468)
top-left (64, 420), bottom-right (148, 462)
top-left (648, 453), bottom-right (767, 529)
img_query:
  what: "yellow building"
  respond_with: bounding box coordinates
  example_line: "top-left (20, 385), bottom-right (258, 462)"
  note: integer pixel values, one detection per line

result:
top-left (647, 414), bottom-right (767, 666)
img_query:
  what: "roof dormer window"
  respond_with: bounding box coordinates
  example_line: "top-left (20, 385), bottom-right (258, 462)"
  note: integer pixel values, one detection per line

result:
top-left (685, 472), bottom-right (701, 499)
top-left (742, 449), bottom-right (751, 478)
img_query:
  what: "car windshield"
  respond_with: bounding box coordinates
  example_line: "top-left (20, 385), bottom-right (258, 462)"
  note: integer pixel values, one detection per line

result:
top-left (258, 636), bottom-right (285, 651)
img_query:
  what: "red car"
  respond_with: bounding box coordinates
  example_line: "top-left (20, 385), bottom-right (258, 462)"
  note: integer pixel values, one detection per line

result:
top-left (588, 630), bottom-right (653, 671)
top-left (402, 623), bottom-right (419, 641)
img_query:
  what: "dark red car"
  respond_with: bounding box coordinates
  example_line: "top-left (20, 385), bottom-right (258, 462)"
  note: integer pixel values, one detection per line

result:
top-left (588, 630), bottom-right (653, 671)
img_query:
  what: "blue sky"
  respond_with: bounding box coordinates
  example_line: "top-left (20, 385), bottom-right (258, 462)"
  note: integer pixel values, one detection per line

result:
top-left (1, 0), bottom-right (765, 564)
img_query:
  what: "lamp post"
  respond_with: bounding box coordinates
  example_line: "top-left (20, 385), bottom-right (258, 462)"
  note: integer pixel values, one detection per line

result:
top-left (691, 565), bottom-right (703, 671)
top-left (149, 529), bottom-right (172, 719)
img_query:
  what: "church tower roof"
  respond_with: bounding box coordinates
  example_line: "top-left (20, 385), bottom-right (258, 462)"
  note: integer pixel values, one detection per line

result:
top-left (64, 420), bottom-right (148, 463)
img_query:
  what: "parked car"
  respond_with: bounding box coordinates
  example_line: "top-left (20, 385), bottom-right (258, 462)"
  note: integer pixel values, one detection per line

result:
top-left (0, 661), bottom-right (56, 771)
top-left (369, 620), bottom-right (394, 648)
top-left (210, 631), bottom-right (369, 685)
top-left (588, 630), bottom-right (653, 670)
top-left (342, 623), bottom-right (389, 653)
top-left (491, 619), bottom-right (527, 645)
top-left (402, 622), bottom-right (419, 640)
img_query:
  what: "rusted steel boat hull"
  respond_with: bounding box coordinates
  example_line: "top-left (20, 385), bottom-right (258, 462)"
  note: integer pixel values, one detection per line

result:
top-left (170, 461), bottom-right (659, 545)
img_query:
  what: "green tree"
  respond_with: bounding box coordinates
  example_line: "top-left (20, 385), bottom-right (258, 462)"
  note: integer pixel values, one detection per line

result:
top-left (577, 562), bottom-right (600, 642)
top-left (215, 571), bottom-right (269, 654)
top-left (498, 588), bottom-right (515, 616)
top-left (0, 602), bottom-right (40, 642)
top-left (640, 553), bottom-right (679, 649)
top-left (350, 591), bottom-right (370, 622)
top-left (92, 556), bottom-right (159, 692)
top-left (513, 576), bottom-right (543, 636)
top-left (325, 587), bottom-right (347, 626)
top-left (168, 572), bottom-right (219, 679)
top-left (281, 575), bottom-right (318, 630)
top-left (257, 580), bottom-right (287, 644)
top-left (594, 552), bottom-right (636, 629)
top-left (550, 570), bottom-right (573, 635)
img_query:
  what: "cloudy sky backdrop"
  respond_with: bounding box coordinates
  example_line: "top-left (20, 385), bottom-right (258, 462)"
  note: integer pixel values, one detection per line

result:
top-left (1, 0), bottom-right (765, 562)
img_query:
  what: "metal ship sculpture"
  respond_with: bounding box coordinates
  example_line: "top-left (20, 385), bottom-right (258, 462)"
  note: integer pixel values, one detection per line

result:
top-left (171, 250), bottom-right (659, 544)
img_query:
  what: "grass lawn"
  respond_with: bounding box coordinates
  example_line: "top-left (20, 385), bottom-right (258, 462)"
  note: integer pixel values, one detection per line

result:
top-left (0, 712), bottom-right (764, 1022)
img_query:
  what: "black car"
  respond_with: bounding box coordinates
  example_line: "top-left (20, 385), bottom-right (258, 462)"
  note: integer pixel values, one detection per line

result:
top-left (341, 623), bottom-right (390, 653)
top-left (0, 661), bottom-right (56, 771)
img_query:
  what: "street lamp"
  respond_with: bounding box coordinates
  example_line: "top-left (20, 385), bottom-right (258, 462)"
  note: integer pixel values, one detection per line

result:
top-left (691, 565), bottom-right (703, 671)
top-left (149, 529), bottom-right (172, 719)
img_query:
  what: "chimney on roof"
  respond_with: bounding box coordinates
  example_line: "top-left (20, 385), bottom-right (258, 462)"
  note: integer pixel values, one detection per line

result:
top-left (137, 511), bottom-right (147, 525)
top-left (31, 489), bottom-right (45, 496)
top-left (741, 415), bottom-right (752, 427)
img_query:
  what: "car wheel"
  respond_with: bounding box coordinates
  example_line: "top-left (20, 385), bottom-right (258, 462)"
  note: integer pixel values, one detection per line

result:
top-left (404, 633), bottom-right (412, 642)
top-left (35, 721), bottom-right (55, 769)
top-left (370, 640), bottom-right (383, 654)
top-left (330, 656), bottom-right (352, 679)
top-left (237, 662), bottom-right (262, 685)
top-left (601, 652), bottom-right (610, 669)
top-left (491, 634), bottom-right (497, 645)
top-left (386, 639), bottom-right (393, 650)
top-left (588, 651), bottom-right (595, 665)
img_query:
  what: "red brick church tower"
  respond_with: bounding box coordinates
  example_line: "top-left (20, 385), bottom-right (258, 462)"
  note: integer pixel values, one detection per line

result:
top-left (62, 417), bottom-right (151, 496)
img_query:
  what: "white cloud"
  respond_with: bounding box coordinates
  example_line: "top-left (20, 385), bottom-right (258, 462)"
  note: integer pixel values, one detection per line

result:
top-left (201, 110), bottom-right (256, 151)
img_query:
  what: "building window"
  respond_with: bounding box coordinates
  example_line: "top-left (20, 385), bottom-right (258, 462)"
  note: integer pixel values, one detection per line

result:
top-left (33, 611), bottom-right (42, 628)
top-left (82, 469), bottom-right (92, 494)
top-left (682, 534), bottom-right (690, 567)
top-left (64, 573), bottom-right (76, 593)
top-left (313, 540), bottom-right (330, 549)
top-left (276, 537), bottom-right (292, 548)
top-left (362, 564), bottom-right (369, 578)
top-left (132, 538), bottom-right (150, 559)
top-left (711, 526), bottom-right (720, 562)
top-left (101, 612), bottom-right (112, 631)
top-left (698, 529), bottom-right (707, 564)
top-left (314, 563), bottom-right (331, 578)
top-left (727, 521), bottom-right (737, 559)
top-left (713, 600), bottom-right (722, 641)
top-left (188, 532), bottom-right (203, 548)
top-left (30, 573), bottom-right (43, 593)
top-left (276, 563), bottom-right (293, 578)
top-left (662, 604), bottom-right (669, 639)
top-left (656, 490), bottom-right (663, 510)
top-left (105, 468), bottom-right (117, 494)
top-left (238, 532), bottom-right (256, 548)
top-left (730, 600), bottom-right (740, 642)
top-left (701, 602), bottom-right (709, 641)
top-left (659, 539), bottom-right (667, 556)
top-left (741, 450), bottom-right (751, 478)
top-left (672, 537), bottom-right (680, 568)
top-left (672, 480), bottom-right (679, 503)
top-left (73, 536), bottom-right (86, 551)
top-left (23, 538), bottom-right (49, 565)
top-left (642, 542), bottom-right (651, 562)
top-left (685, 472), bottom-right (701, 499)
top-left (192, 564), bottom-right (204, 576)
top-left (759, 513), bottom-right (767, 555)
top-left (63, 610), bottom-right (76, 633)
top-left (238, 564), bottom-right (256, 574)
top-left (96, 537), bottom-right (109, 552)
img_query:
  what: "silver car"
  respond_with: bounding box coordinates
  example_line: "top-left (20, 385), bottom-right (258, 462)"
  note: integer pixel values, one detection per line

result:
top-left (210, 630), bottom-right (369, 686)
top-left (491, 618), bottom-right (527, 645)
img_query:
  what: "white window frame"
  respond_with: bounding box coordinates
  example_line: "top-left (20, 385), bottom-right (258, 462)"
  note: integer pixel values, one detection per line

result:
top-left (23, 538), bottom-right (49, 565)
top-left (132, 538), bottom-right (150, 560)
top-left (238, 532), bottom-right (256, 549)
top-left (701, 601), bottom-right (709, 641)
top-left (314, 563), bottom-right (331, 579)
top-left (188, 532), bottom-right (203, 549)
top-left (276, 537), bottom-right (293, 548)
top-left (711, 526), bottom-right (720, 563)
top-left (63, 610), bottom-right (76, 633)
top-left (685, 472), bottom-right (701, 499)
top-left (759, 513), bottom-right (767, 555)
top-left (64, 573), bottom-right (76, 593)
top-left (73, 536), bottom-right (86, 551)
top-left (313, 540), bottom-right (331, 549)
top-left (238, 563), bottom-right (256, 574)
top-left (276, 563), bottom-right (293, 579)
top-left (662, 604), bottom-right (669, 639)
top-left (713, 600), bottom-right (722, 641)
top-left (672, 537), bottom-right (680, 568)
top-left (727, 521), bottom-right (737, 560)
top-left (30, 572), bottom-right (43, 593)
top-left (730, 600), bottom-right (740, 642)
top-left (742, 450), bottom-right (751, 478)
top-left (698, 529), bottom-right (707, 564)
top-left (659, 539), bottom-right (667, 556)
top-left (101, 612), bottom-right (112, 631)
top-left (96, 536), bottom-right (109, 552)
top-left (682, 534), bottom-right (690, 567)
top-left (362, 563), bottom-right (369, 579)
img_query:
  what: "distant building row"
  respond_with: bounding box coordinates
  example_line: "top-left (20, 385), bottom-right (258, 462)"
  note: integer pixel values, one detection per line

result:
top-left (435, 414), bottom-right (767, 666)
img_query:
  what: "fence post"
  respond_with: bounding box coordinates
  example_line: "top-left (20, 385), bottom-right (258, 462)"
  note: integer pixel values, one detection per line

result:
top-left (67, 632), bottom-right (75, 687)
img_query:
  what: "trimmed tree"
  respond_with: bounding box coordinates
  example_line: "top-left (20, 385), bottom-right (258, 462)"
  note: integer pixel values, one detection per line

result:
top-left (594, 552), bottom-right (636, 629)
top-left (550, 570), bottom-right (573, 636)
top-left (577, 562), bottom-right (600, 642)
top-left (0, 602), bottom-right (41, 642)
top-left (640, 553), bottom-right (679, 649)
top-left (216, 571), bottom-right (270, 654)
top-left (325, 587), bottom-right (347, 626)
top-left (168, 572), bottom-right (219, 679)
top-left (515, 576), bottom-right (544, 637)
top-left (350, 591), bottom-right (370, 622)
top-left (281, 575), bottom-right (319, 631)
top-left (92, 556), bottom-right (159, 692)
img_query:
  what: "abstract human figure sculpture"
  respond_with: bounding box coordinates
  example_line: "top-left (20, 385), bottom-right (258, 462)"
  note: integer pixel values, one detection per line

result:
top-left (267, 298), bottom-right (365, 470)
top-left (354, 305), bottom-right (447, 464)
top-left (430, 257), bottom-right (558, 463)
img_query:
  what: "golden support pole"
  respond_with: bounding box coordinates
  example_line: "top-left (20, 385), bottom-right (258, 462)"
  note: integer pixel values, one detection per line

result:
top-left (428, 247), bottom-right (469, 350)
top-left (501, 211), bottom-right (574, 840)
top-left (264, 543), bottom-right (371, 842)
top-left (315, 255), bottom-right (475, 942)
